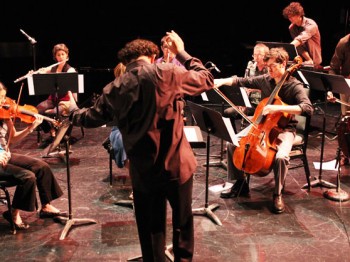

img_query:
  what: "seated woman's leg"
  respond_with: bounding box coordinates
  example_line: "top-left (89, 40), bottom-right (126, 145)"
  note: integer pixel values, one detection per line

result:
top-left (9, 153), bottom-right (64, 214)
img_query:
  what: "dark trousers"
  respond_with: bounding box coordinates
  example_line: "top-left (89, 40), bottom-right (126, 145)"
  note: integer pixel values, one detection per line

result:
top-left (0, 153), bottom-right (63, 211)
top-left (133, 176), bottom-right (194, 262)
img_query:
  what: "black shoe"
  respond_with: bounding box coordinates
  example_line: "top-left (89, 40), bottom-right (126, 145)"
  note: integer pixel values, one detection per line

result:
top-left (272, 194), bottom-right (285, 214)
top-left (220, 179), bottom-right (250, 198)
top-left (2, 210), bottom-right (30, 230)
top-left (39, 210), bottom-right (68, 218)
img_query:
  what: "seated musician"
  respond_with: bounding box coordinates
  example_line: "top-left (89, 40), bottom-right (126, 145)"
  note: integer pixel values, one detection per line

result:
top-left (0, 81), bottom-right (67, 230)
top-left (214, 48), bottom-right (313, 214)
top-left (223, 43), bottom-right (269, 130)
top-left (35, 43), bottom-right (78, 145)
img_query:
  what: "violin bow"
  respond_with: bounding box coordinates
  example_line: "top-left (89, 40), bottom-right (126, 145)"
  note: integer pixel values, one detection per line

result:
top-left (5, 83), bottom-right (24, 151)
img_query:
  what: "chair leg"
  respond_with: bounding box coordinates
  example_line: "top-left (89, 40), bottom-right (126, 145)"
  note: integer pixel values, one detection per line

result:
top-left (109, 150), bottom-right (113, 186)
top-left (1, 186), bottom-right (16, 234)
top-left (302, 156), bottom-right (311, 191)
top-left (80, 127), bottom-right (85, 138)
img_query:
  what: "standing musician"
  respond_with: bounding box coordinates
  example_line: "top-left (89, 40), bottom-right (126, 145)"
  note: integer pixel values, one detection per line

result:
top-left (214, 48), bottom-right (313, 214)
top-left (0, 81), bottom-right (67, 230)
top-left (156, 35), bottom-right (183, 66)
top-left (282, 2), bottom-right (322, 68)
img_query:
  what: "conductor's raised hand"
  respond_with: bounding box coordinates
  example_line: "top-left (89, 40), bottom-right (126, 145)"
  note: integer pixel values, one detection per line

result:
top-left (164, 30), bottom-right (184, 55)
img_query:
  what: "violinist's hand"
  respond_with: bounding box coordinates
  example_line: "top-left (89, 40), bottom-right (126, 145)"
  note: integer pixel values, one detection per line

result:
top-left (31, 114), bottom-right (44, 129)
top-left (0, 151), bottom-right (10, 168)
top-left (327, 91), bottom-right (336, 103)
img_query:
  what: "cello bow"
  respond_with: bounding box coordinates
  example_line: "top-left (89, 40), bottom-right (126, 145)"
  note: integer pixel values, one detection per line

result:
top-left (213, 87), bottom-right (257, 129)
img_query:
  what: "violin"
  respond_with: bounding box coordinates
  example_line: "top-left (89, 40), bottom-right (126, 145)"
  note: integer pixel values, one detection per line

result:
top-left (0, 97), bottom-right (60, 127)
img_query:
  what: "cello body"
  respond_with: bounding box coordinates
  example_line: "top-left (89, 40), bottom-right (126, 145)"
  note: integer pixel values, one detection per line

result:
top-left (233, 97), bottom-right (291, 176)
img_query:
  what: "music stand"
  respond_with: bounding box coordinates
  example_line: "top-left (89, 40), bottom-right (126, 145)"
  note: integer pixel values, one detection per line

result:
top-left (198, 91), bottom-right (227, 169)
top-left (300, 70), bottom-right (350, 189)
top-left (257, 41), bottom-right (298, 64)
top-left (28, 72), bottom-right (79, 121)
top-left (200, 86), bottom-right (251, 169)
top-left (44, 119), bottom-right (97, 240)
top-left (187, 101), bottom-right (238, 226)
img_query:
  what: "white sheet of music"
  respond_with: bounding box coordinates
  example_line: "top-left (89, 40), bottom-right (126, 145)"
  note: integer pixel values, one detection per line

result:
top-left (27, 76), bottom-right (35, 95)
top-left (222, 117), bottom-right (239, 147)
top-left (184, 126), bottom-right (203, 142)
top-left (297, 71), bottom-right (309, 86)
top-left (201, 92), bottom-right (209, 101)
top-left (240, 87), bottom-right (252, 107)
top-left (345, 78), bottom-right (350, 87)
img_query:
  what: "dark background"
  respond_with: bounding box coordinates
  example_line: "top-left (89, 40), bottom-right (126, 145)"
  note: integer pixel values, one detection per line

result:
top-left (0, 1), bottom-right (349, 105)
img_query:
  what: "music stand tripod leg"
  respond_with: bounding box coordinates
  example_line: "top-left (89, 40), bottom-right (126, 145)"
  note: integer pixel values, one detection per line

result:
top-left (192, 131), bottom-right (222, 226)
top-left (51, 125), bottom-right (97, 240)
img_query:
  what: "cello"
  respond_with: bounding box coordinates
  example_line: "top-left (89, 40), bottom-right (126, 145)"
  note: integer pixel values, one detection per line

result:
top-left (231, 57), bottom-right (303, 176)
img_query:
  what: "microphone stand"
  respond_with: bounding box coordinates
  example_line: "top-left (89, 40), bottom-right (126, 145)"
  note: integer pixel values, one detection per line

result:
top-left (323, 147), bottom-right (350, 202)
top-left (302, 97), bottom-right (336, 189)
top-left (20, 29), bottom-right (37, 70)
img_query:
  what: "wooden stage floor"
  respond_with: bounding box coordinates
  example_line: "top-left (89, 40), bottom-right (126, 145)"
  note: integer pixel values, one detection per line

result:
top-left (0, 102), bottom-right (350, 262)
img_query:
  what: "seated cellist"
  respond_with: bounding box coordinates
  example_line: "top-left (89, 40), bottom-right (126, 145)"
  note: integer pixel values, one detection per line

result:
top-left (214, 47), bottom-right (313, 214)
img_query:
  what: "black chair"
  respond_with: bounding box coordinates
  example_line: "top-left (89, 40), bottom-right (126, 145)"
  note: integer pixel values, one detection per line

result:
top-left (288, 108), bottom-right (312, 190)
top-left (102, 136), bottom-right (115, 186)
top-left (0, 180), bottom-right (17, 234)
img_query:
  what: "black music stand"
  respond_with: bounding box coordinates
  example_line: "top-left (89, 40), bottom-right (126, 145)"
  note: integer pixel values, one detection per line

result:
top-left (257, 41), bottom-right (298, 63)
top-left (28, 72), bottom-right (79, 121)
top-left (300, 70), bottom-right (350, 189)
top-left (187, 101), bottom-right (238, 226)
top-left (43, 119), bottom-right (97, 240)
top-left (201, 86), bottom-right (251, 170)
top-left (199, 91), bottom-right (227, 169)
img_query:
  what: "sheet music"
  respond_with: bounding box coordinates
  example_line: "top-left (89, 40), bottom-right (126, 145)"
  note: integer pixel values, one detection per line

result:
top-left (222, 117), bottom-right (239, 146)
top-left (313, 159), bottom-right (338, 171)
top-left (346, 78), bottom-right (350, 87)
top-left (240, 87), bottom-right (252, 107)
top-left (201, 92), bottom-right (209, 101)
top-left (297, 71), bottom-right (309, 86)
top-left (27, 76), bottom-right (34, 95)
top-left (184, 126), bottom-right (203, 142)
top-left (78, 74), bottom-right (84, 93)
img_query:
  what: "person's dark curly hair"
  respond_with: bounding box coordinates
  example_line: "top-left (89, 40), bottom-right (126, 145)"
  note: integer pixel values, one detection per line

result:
top-left (282, 2), bottom-right (305, 19)
top-left (118, 39), bottom-right (160, 65)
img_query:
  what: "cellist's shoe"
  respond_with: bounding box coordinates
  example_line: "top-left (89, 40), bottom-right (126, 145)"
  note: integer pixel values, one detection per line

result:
top-left (220, 179), bottom-right (249, 198)
top-left (272, 194), bottom-right (285, 214)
